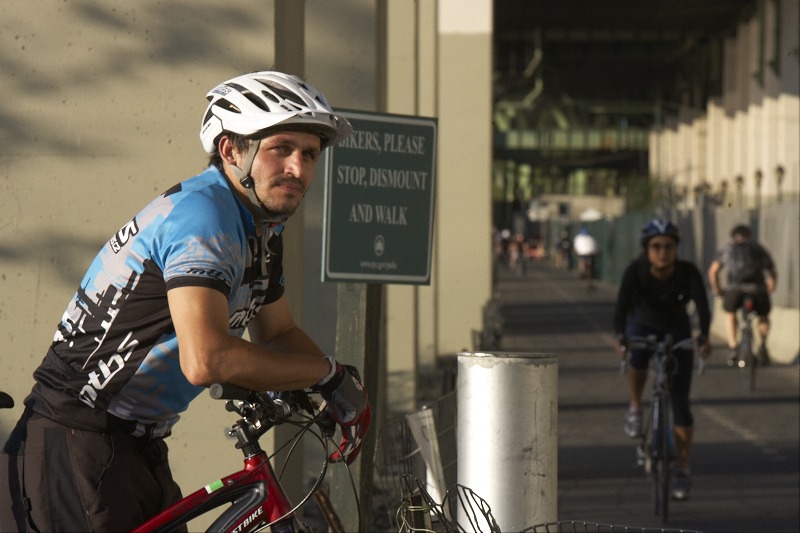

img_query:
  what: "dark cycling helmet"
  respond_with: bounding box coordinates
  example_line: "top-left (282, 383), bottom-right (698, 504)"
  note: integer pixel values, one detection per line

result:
top-left (730, 224), bottom-right (752, 239)
top-left (640, 219), bottom-right (680, 247)
top-left (200, 71), bottom-right (353, 154)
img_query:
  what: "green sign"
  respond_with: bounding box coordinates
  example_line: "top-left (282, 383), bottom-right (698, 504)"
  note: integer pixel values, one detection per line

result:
top-left (322, 111), bottom-right (437, 284)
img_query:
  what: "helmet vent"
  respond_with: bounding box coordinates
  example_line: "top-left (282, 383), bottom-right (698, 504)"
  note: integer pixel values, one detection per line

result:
top-left (242, 91), bottom-right (268, 111)
top-left (258, 80), bottom-right (306, 108)
top-left (214, 99), bottom-right (242, 115)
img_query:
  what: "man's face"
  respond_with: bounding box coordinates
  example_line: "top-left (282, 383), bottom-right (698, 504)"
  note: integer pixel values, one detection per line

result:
top-left (238, 131), bottom-right (322, 217)
top-left (646, 235), bottom-right (677, 270)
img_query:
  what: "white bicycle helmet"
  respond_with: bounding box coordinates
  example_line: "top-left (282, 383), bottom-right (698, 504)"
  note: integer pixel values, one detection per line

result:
top-left (200, 71), bottom-right (352, 154)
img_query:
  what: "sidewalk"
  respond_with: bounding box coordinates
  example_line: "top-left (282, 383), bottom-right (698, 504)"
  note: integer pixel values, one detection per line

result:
top-left (361, 260), bottom-right (797, 532)
top-left (491, 260), bottom-right (799, 532)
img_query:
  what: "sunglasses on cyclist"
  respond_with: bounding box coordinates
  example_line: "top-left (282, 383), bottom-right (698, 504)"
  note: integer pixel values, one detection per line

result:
top-left (648, 242), bottom-right (675, 252)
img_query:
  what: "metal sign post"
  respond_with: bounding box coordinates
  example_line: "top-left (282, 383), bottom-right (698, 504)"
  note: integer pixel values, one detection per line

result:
top-left (324, 111), bottom-right (437, 531)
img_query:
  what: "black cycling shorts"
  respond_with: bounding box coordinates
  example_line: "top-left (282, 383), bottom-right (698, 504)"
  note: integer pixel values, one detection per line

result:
top-left (723, 287), bottom-right (771, 316)
top-left (625, 323), bottom-right (695, 428)
top-left (1, 409), bottom-right (184, 532)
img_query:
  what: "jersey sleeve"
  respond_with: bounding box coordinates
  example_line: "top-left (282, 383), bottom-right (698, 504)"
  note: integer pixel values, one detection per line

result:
top-left (613, 260), bottom-right (638, 335)
top-left (155, 191), bottom-right (246, 296)
top-left (686, 262), bottom-right (711, 336)
top-left (756, 243), bottom-right (776, 271)
top-left (263, 231), bottom-right (286, 305)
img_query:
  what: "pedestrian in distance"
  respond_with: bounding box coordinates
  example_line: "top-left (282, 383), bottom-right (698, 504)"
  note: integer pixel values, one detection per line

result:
top-left (613, 219), bottom-right (712, 501)
top-left (707, 224), bottom-right (778, 366)
top-left (509, 232), bottom-right (529, 276)
top-left (573, 227), bottom-right (598, 290)
top-left (0, 71), bottom-right (371, 532)
top-left (556, 230), bottom-right (572, 270)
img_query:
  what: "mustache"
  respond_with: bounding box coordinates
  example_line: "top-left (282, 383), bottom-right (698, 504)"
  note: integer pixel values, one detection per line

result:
top-left (273, 176), bottom-right (306, 190)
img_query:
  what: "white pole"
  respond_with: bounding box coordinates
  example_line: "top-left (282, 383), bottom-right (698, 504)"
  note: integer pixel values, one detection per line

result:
top-left (457, 351), bottom-right (558, 531)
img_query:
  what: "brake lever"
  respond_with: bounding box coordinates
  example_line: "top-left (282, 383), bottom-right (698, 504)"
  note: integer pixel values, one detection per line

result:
top-left (315, 400), bottom-right (337, 438)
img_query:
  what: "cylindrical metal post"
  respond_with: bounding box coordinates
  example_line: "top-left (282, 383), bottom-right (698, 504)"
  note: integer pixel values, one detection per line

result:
top-left (457, 351), bottom-right (558, 531)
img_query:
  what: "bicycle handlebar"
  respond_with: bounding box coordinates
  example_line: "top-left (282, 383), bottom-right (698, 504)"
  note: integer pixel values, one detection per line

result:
top-left (0, 391), bottom-right (13, 409)
top-left (624, 334), bottom-right (696, 352)
top-left (209, 382), bottom-right (253, 401)
top-left (619, 335), bottom-right (704, 376)
top-left (208, 384), bottom-right (331, 438)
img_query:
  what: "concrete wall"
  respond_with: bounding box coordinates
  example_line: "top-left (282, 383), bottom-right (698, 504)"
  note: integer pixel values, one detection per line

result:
top-left (0, 2), bottom-right (495, 523)
top-left (647, 1), bottom-right (799, 363)
top-left (0, 2), bottom-right (288, 528)
top-left (650, 0), bottom-right (800, 207)
top-left (437, 0), bottom-right (494, 357)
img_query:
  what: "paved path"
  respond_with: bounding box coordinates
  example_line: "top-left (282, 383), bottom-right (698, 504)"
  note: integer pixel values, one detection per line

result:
top-left (496, 260), bottom-right (799, 532)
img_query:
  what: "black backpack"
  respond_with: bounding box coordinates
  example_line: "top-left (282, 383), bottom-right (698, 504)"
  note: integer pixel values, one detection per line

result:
top-left (727, 241), bottom-right (762, 284)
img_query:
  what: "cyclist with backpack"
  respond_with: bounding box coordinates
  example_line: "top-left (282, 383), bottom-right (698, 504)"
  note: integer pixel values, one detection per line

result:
top-left (708, 224), bottom-right (778, 366)
top-left (613, 219), bottom-right (712, 501)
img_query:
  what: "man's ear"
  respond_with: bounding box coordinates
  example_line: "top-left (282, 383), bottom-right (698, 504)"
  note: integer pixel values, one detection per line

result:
top-left (218, 135), bottom-right (238, 166)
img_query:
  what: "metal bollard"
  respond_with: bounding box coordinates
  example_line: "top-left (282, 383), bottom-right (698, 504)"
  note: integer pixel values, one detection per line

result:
top-left (457, 351), bottom-right (558, 531)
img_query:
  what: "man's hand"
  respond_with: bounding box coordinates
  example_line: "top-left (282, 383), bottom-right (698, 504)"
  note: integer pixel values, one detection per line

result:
top-left (766, 272), bottom-right (777, 294)
top-left (707, 260), bottom-right (723, 297)
top-left (615, 334), bottom-right (628, 360)
top-left (315, 363), bottom-right (371, 464)
top-left (697, 335), bottom-right (712, 358)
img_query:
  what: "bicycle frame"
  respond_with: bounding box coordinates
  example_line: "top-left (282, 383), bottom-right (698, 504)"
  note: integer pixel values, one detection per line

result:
top-left (133, 451), bottom-right (296, 533)
top-left (628, 334), bottom-right (694, 523)
top-left (133, 387), bottom-right (332, 533)
top-left (736, 296), bottom-right (758, 391)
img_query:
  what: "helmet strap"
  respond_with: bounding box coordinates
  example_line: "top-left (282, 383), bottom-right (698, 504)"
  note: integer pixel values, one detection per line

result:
top-left (229, 139), bottom-right (260, 190)
top-left (229, 140), bottom-right (288, 225)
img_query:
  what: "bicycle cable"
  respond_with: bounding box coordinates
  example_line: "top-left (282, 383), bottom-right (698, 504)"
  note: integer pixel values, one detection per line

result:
top-left (213, 408), bottom-right (334, 531)
top-left (265, 409), bottom-right (363, 532)
top-left (265, 413), bottom-right (333, 529)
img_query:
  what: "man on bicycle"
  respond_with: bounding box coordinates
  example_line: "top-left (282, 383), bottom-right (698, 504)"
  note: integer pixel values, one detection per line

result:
top-left (613, 219), bottom-right (712, 501)
top-left (573, 227), bottom-right (599, 289)
top-left (1, 71), bottom-right (371, 532)
top-left (707, 224), bottom-right (777, 366)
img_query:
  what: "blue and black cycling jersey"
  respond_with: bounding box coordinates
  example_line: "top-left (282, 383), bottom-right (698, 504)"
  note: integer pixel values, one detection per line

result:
top-left (25, 166), bottom-right (284, 435)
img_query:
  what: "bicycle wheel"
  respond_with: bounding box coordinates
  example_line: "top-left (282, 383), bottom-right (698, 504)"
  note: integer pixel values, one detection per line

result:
top-left (652, 393), bottom-right (671, 522)
top-left (739, 325), bottom-right (756, 392)
top-left (638, 408), bottom-right (653, 474)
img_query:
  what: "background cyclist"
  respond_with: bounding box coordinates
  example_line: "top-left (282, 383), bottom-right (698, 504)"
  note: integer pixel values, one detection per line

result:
top-left (707, 224), bottom-right (778, 366)
top-left (613, 219), bottom-right (712, 501)
top-left (1, 71), bottom-right (370, 532)
top-left (573, 227), bottom-right (599, 289)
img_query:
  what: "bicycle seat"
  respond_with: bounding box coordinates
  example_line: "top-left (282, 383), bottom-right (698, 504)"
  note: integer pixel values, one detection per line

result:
top-left (731, 282), bottom-right (763, 295)
top-left (0, 391), bottom-right (14, 409)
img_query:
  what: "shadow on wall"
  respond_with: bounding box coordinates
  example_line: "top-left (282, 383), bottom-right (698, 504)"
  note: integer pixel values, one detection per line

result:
top-left (0, 233), bottom-right (107, 288)
top-left (0, 1), bottom-right (269, 158)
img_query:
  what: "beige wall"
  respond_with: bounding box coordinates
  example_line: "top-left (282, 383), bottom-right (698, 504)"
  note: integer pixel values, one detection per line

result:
top-left (0, 1), bottom-right (281, 527)
top-left (647, 1), bottom-right (800, 364)
top-left (650, 0), bottom-right (800, 206)
top-left (0, 1), bottom-right (495, 524)
top-left (366, 0), bottom-right (495, 413)
top-left (384, 1), bottom-right (424, 412)
top-left (437, 0), bottom-right (494, 356)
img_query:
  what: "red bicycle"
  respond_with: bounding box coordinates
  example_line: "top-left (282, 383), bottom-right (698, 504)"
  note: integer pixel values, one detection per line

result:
top-left (133, 384), bottom-right (353, 533)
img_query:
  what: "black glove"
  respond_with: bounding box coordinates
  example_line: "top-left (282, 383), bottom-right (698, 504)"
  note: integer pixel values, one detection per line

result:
top-left (315, 363), bottom-right (371, 464)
